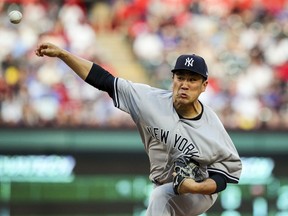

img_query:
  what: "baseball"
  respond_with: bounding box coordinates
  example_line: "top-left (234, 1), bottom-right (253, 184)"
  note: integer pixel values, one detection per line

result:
top-left (9, 10), bottom-right (22, 24)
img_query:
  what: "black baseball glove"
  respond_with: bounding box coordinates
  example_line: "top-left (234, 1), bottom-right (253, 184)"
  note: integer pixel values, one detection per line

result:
top-left (173, 156), bottom-right (208, 195)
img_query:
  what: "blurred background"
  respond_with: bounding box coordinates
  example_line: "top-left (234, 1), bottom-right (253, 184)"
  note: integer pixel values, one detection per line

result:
top-left (0, 0), bottom-right (287, 215)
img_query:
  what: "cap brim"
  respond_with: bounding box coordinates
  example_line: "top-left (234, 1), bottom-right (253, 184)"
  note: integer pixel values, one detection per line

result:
top-left (171, 69), bottom-right (207, 78)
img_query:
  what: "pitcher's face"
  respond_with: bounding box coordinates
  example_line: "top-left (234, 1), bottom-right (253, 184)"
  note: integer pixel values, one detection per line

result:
top-left (172, 71), bottom-right (208, 109)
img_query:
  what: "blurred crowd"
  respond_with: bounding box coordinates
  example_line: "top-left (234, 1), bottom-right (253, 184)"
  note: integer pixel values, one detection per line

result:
top-left (0, 0), bottom-right (287, 130)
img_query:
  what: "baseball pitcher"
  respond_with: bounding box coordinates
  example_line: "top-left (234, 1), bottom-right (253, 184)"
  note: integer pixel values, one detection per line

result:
top-left (35, 43), bottom-right (242, 216)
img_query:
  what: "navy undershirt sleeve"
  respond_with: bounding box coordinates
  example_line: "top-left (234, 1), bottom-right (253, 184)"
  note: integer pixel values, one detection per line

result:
top-left (85, 63), bottom-right (115, 98)
top-left (209, 173), bottom-right (227, 193)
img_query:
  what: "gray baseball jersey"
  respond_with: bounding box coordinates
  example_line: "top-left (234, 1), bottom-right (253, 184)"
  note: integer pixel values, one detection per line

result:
top-left (113, 78), bottom-right (242, 186)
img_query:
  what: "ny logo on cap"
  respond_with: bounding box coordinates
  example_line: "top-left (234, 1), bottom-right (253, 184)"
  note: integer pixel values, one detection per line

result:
top-left (185, 57), bottom-right (194, 67)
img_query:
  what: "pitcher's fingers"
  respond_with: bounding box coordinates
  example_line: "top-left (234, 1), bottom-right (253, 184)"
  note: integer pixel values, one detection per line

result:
top-left (38, 44), bottom-right (51, 55)
top-left (35, 48), bottom-right (43, 57)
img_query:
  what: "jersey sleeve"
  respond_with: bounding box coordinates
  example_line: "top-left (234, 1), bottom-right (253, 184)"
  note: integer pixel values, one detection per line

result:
top-left (208, 159), bottom-right (242, 184)
top-left (85, 66), bottom-right (148, 121)
top-left (207, 130), bottom-right (242, 184)
top-left (112, 77), bottom-right (152, 121)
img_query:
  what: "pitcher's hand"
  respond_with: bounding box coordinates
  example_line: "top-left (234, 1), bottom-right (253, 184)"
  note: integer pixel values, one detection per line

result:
top-left (35, 42), bottom-right (63, 58)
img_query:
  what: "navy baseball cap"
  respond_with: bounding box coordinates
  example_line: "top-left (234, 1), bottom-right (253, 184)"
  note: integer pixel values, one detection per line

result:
top-left (171, 54), bottom-right (208, 78)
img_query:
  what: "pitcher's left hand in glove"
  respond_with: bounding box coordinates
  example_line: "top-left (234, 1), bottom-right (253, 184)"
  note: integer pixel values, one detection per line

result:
top-left (173, 156), bottom-right (208, 195)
